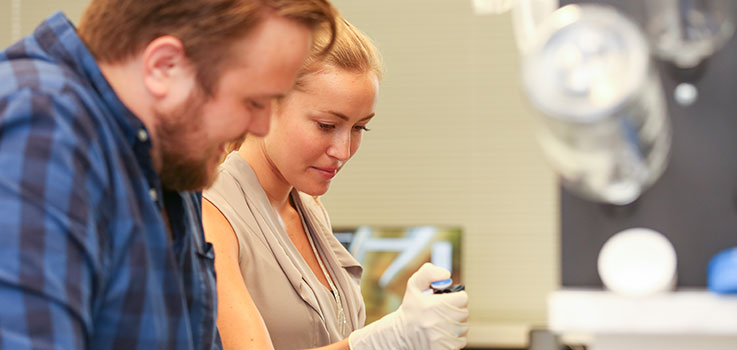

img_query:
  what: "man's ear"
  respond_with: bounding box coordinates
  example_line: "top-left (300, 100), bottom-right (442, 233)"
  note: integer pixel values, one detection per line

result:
top-left (142, 36), bottom-right (192, 99)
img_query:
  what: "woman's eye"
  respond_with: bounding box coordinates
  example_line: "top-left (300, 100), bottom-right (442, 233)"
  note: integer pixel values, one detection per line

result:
top-left (354, 125), bottom-right (371, 132)
top-left (249, 100), bottom-right (266, 110)
top-left (318, 122), bottom-right (335, 130)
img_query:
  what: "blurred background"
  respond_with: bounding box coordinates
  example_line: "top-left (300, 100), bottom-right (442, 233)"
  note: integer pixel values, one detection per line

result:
top-left (7, 0), bottom-right (737, 349)
top-left (0, 0), bottom-right (559, 348)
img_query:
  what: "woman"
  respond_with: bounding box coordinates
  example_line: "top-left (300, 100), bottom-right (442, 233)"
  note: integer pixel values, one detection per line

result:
top-left (202, 18), bottom-right (468, 350)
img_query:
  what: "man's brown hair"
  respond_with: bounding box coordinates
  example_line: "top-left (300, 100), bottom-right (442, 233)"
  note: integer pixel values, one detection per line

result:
top-left (78, 0), bottom-right (337, 95)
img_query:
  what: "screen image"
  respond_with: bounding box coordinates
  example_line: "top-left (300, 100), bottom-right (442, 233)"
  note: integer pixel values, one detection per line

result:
top-left (334, 226), bottom-right (463, 324)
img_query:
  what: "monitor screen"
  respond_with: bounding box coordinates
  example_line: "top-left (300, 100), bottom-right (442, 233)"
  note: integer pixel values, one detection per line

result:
top-left (333, 225), bottom-right (463, 323)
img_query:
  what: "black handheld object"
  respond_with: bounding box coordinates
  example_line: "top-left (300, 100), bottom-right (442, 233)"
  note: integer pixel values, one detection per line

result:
top-left (433, 284), bottom-right (465, 294)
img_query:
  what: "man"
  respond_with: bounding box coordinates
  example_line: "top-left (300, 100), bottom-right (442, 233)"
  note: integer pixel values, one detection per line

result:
top-left (0, 0), bottom-right (336, 349)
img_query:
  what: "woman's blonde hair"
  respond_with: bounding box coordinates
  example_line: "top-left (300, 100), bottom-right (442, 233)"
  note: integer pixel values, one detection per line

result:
top-left (226, 16), bottom-right (382, 153)
top-left (297, 17), bottom-right (383, 87)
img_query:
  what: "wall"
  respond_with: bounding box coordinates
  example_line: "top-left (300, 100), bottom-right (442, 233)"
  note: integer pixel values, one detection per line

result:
top-left (0, 0), bottom-right (88, 47)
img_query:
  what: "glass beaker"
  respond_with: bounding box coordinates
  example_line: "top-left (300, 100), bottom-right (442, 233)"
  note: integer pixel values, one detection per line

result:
top-left (522, 4), bottom-right (672, 205)
top-left (643, 0), bottom-right (735, 68)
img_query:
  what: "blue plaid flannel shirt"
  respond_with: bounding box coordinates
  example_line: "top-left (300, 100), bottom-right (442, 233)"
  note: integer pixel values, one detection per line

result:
top-left (0, 12), bottom-right (220, 350)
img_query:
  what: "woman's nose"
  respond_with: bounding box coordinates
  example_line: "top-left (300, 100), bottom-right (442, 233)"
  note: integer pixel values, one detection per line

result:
top-left (327, 132), bottom-right (351, 161)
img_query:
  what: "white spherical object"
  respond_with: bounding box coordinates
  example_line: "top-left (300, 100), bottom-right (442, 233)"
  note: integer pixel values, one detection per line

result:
top-left (597, 228), bottom-right (677, 296)
top-left (674, 83), bottom-right (698, 106)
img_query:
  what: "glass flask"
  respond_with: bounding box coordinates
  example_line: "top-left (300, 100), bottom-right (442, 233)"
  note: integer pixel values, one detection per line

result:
top-left (644, 0), bottom-right (735, 68)
top-left (522, 4), bottom-right (671, 205)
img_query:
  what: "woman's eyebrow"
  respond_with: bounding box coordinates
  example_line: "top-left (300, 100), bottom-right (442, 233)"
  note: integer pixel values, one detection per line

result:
top-left (327, 111), bottom-right (375, 121)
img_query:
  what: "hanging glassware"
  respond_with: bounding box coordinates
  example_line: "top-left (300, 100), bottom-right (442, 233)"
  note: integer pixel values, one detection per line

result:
top-left (643, 0), bottom-right (735, 68)
top-left (522, 4), bottom-right (672, 205)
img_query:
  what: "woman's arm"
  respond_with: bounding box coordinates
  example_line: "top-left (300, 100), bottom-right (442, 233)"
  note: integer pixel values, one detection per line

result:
top-left (308, 338), bottom-right (350, 350)
top-left (202, 198), bottom-right (275, 350)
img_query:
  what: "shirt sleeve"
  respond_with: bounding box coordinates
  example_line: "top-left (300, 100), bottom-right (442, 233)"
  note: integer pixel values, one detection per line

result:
top-left (0, 89), bottom-right (104, 349)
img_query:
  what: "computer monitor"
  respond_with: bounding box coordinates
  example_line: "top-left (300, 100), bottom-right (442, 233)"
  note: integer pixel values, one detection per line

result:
top-left (333, 225), bottom-right (463, 323)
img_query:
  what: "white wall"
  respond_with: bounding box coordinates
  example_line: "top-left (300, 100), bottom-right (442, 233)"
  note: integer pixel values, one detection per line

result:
top-left (0, 0), bottom-right (88, 47)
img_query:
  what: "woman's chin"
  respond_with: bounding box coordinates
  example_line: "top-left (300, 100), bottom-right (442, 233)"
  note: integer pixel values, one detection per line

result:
top-left (296, 183), bottom-right (330, 196)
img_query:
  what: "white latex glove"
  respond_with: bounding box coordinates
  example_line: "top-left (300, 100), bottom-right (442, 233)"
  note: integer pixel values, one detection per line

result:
top-left (349, 263), bottom-right (469, 350)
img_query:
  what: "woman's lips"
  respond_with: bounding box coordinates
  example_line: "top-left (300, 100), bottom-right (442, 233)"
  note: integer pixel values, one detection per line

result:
top-left (312, 166), bottom-right (337, 179)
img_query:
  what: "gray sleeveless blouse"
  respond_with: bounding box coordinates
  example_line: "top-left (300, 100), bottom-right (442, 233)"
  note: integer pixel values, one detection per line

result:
top-left (203, 152), bottom-right (365, 349)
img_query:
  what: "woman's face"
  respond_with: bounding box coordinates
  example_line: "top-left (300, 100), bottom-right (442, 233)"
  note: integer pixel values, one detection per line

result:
top-left (263, 67), bottom-right (378, 196)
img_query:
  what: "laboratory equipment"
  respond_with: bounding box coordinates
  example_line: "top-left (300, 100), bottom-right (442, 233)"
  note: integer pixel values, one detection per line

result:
top-left (707, 247), bottom-right (737, 294)
top-left (597, 228), bottom-right (677, 296)
top-left (523, 4), bottom-right (671, 205)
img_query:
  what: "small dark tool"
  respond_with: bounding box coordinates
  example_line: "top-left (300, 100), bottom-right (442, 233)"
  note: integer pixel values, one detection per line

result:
top-left (432, 284), bottom-right (465, 294)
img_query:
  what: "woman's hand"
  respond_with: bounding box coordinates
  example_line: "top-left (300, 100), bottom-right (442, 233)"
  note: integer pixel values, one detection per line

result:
top-left (348, 263), bottom-right (469, 350)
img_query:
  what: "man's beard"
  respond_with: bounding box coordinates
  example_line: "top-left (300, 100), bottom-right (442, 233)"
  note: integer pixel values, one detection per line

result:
top-left (156, 90), bottom-right (219, 191)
